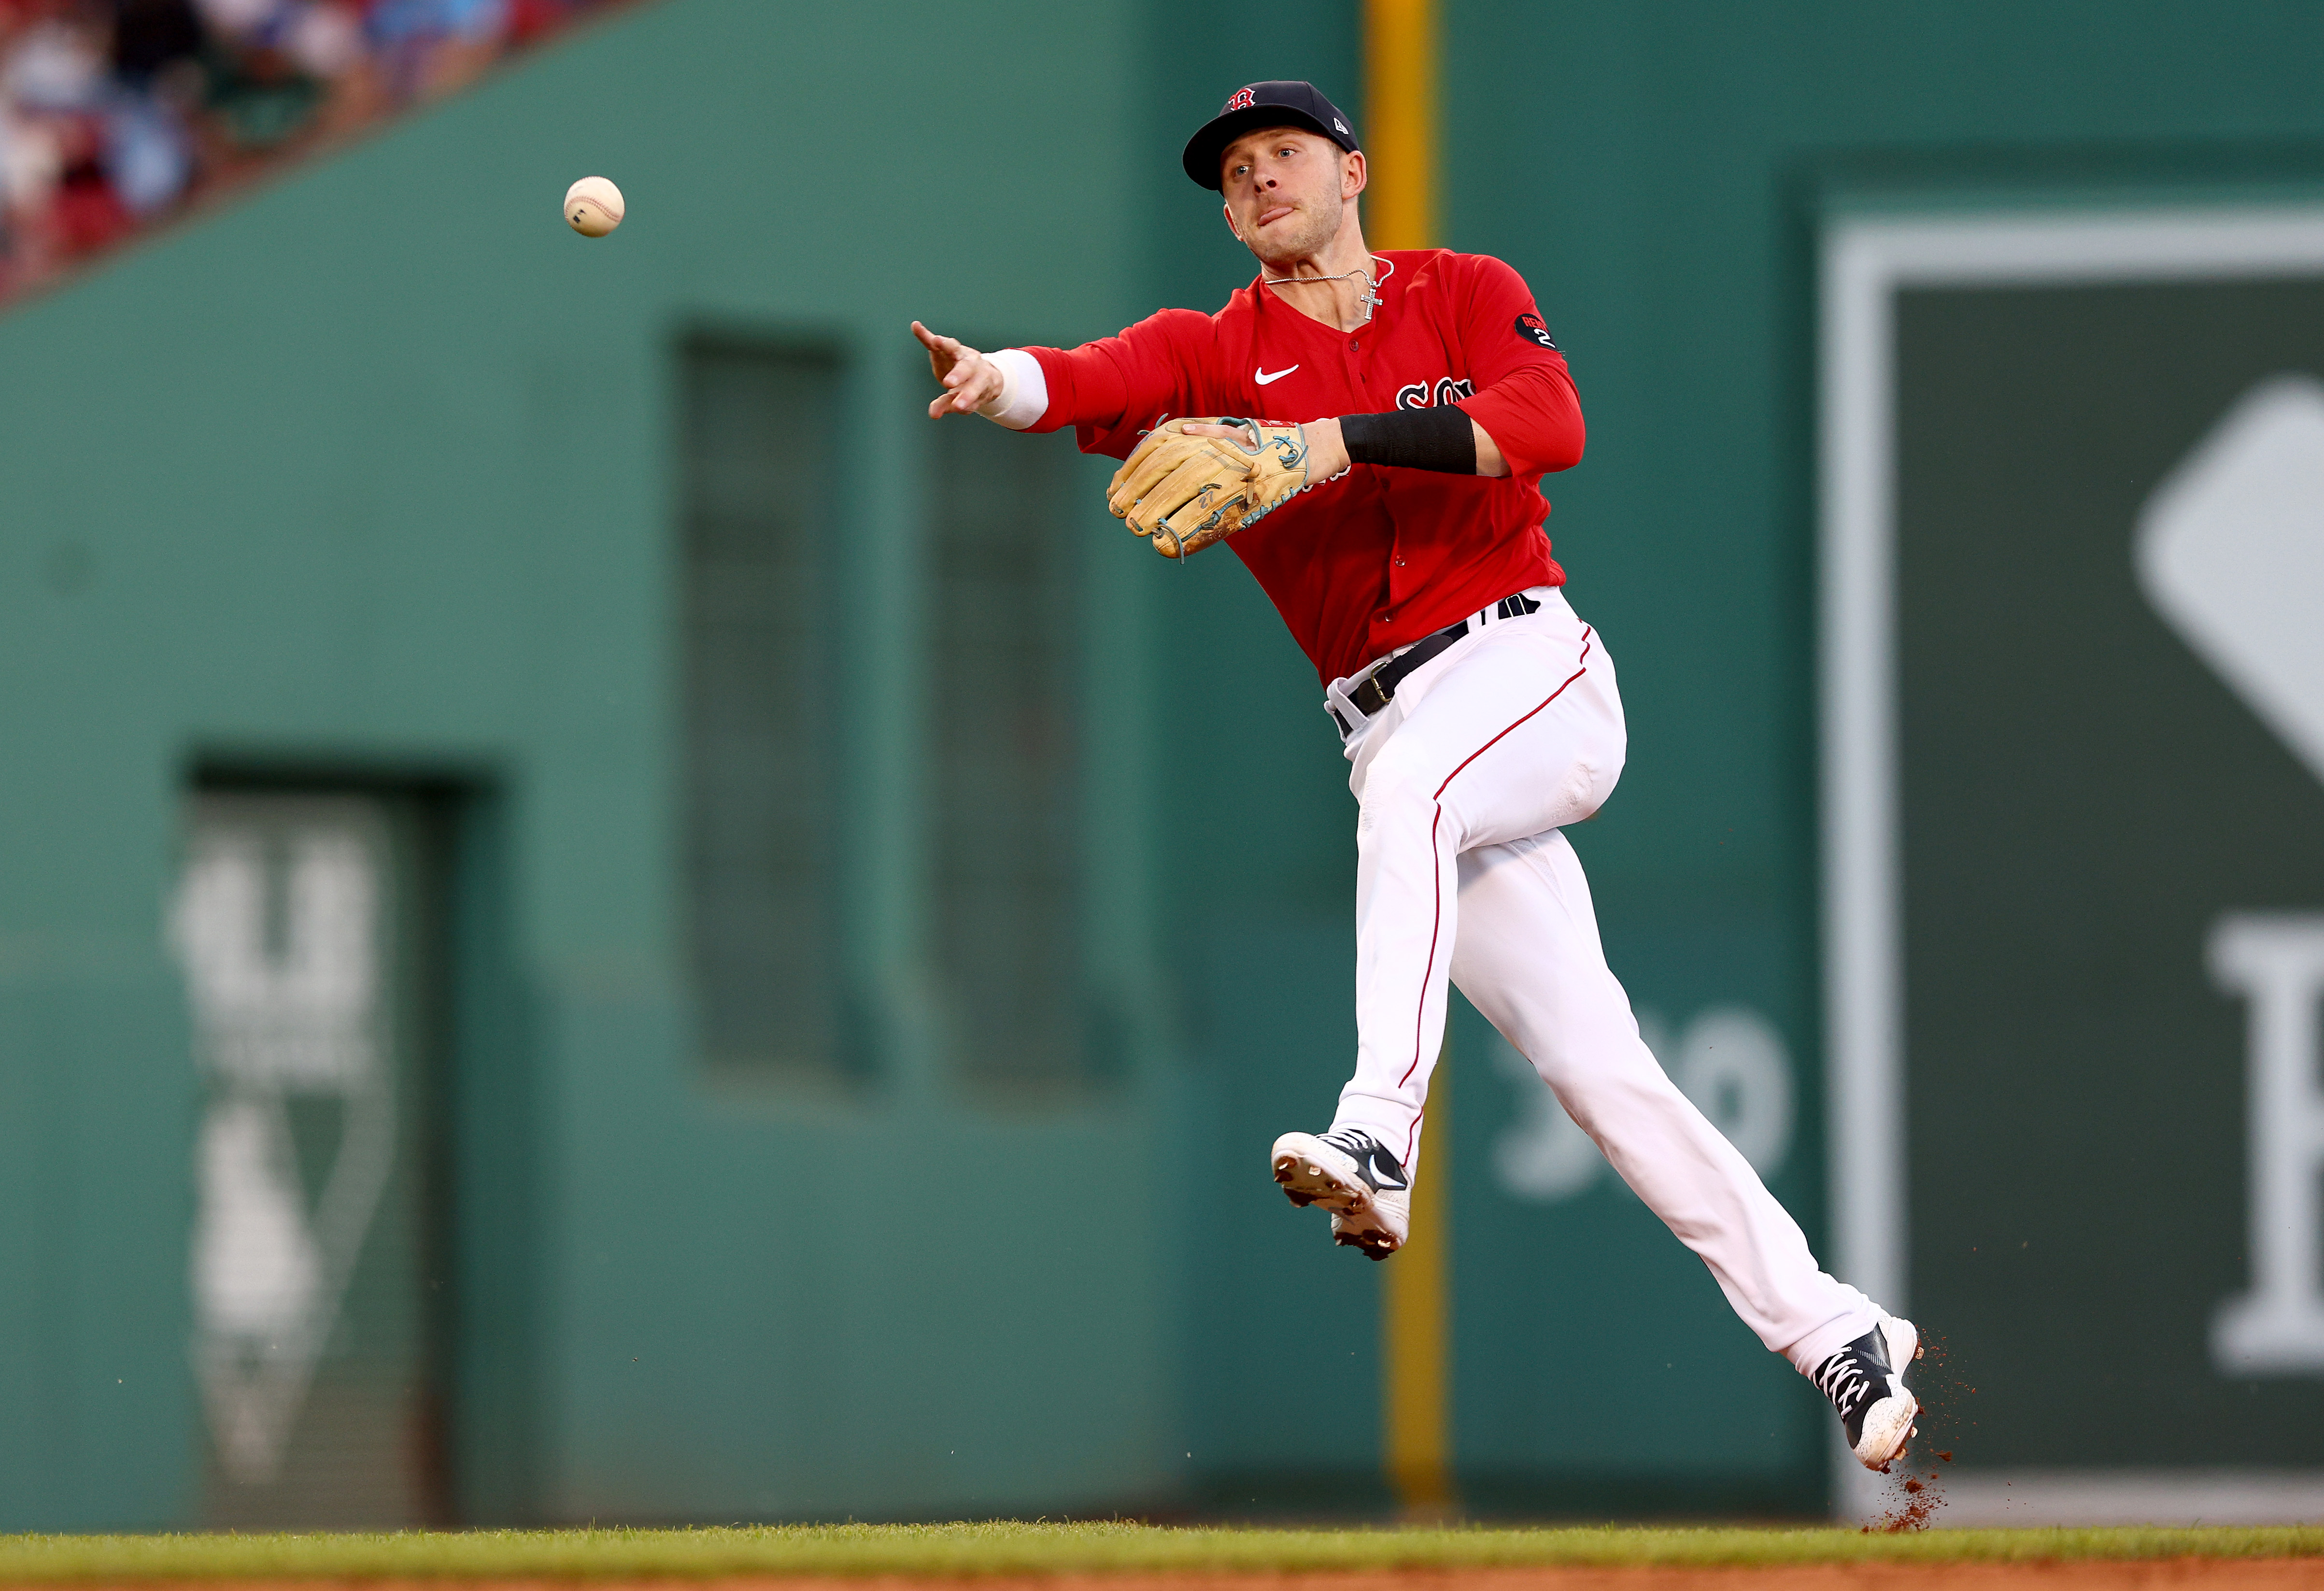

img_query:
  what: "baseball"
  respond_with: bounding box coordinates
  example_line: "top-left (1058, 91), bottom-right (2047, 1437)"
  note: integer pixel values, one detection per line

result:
top-left (564, 175), bottom-right (624, 237)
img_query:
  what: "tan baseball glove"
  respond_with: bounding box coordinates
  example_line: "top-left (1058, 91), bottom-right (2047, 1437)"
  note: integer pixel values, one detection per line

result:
top-left (1105, 417), bottom-right (1313, 558)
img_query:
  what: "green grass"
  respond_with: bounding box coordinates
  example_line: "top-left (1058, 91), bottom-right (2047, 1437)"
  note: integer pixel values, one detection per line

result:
top-left (0, 1521), bottom-right (2319, 1579)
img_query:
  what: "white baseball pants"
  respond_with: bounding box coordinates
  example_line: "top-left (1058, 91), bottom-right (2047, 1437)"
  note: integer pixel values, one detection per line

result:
top-left (1326, 587), bottom-right (1880, 1371)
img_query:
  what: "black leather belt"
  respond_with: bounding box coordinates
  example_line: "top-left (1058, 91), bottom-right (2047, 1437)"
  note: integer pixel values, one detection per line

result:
top-left (1332, 591), bottom-right (1542, 737)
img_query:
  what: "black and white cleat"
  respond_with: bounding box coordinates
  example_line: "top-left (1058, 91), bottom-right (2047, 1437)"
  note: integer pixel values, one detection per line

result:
top-left (1270, 1127), bottom-right (1412, 1260)
top-left (1813, 1313), bottom-right (1922, 1470)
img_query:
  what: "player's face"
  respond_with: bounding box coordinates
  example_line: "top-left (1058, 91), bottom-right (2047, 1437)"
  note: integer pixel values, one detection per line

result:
top-left (1219, 128), bottom-right (1355, 264)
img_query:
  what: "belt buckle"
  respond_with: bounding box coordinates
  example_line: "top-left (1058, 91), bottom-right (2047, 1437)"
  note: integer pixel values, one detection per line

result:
top-left (1325, 657), bottom-right (1392, 740)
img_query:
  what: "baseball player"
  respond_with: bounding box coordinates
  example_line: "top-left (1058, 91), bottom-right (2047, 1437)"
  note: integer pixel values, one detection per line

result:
top-left (912, 80), bottom-right (1922, 1471)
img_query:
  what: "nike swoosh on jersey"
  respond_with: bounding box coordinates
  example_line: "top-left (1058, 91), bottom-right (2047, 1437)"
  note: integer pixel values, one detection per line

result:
top-left (1254, 365), bottom-right (1300, 385)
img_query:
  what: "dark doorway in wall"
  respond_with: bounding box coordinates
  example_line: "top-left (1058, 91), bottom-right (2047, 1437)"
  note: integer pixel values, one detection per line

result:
top-left (171, 783), bottom-right (455, 1527)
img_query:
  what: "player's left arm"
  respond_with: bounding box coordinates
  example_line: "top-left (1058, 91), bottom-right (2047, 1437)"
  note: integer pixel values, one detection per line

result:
top-left (1289, 409), bottom-right (1507, 480)
top-left (1440, 253), bottom-right (1584, 477)
top-left (1471, 419), bottom-right (1511, 477)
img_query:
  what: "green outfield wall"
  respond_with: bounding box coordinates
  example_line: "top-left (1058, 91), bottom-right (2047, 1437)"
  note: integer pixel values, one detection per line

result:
top-left (3, 0), bottom-right (2324, 1531)
top-left (1423, 0), bottom-right (2324, 1520)
top-left (0, 0), bottom-right (1173, 1529)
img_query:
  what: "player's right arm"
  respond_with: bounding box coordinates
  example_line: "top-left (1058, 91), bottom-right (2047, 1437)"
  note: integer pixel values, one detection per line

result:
top-left (911, 313), bottom-right (1211, 456)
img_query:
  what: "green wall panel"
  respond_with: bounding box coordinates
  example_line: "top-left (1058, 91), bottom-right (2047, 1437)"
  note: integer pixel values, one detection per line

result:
top-left (1438, 0), bottom-right (2324, 1513)
top-left (1896, 278), bottom-right (2324, 1468)
top-left (0, 0), bottom-right (1172, 1527)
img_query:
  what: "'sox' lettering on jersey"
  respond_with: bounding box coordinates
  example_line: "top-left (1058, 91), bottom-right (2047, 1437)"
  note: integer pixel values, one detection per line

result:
top-left (1224, 86), bottom-right (1257, 112)
top-left (1395, 377), bottom-right (1476, 411)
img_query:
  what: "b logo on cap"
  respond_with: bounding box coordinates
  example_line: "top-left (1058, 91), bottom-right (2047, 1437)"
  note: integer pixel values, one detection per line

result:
top-left (1223, 86), bottom-right (1257, 112)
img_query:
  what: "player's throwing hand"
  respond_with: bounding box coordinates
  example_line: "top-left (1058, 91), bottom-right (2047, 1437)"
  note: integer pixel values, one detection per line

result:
top-left (911, 322), bottom-right (1006, 419)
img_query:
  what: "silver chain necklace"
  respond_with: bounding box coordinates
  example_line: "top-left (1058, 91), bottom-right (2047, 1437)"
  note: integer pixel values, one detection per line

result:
top-left (1261, 254), bottom-right (1396, 326)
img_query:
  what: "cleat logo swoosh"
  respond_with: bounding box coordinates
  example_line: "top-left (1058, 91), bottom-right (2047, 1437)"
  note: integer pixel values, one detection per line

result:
top-left (1254, 365), bottom-right (1300, 386)
top-left (1365, 1149), bottom-right (1409, 1190)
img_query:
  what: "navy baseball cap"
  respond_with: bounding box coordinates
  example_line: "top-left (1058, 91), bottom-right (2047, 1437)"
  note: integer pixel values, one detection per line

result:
top-left (1181, 80), bottom-right (1360, 191)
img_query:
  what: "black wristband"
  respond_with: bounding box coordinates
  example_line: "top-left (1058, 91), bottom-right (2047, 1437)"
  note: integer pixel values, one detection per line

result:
top-left (1338, 405), bottom-right (1478, 473)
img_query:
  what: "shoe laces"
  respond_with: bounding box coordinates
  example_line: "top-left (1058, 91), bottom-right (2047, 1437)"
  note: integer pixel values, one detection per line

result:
top-left (1813, 1348), bottom-right (1879, 1420)
top-left (1317, 1126), bottom-right (1381, 1160)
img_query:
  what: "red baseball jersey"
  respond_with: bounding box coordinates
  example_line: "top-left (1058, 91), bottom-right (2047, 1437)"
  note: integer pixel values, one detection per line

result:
top-left (1021, 248), bottom-right (1585, 684)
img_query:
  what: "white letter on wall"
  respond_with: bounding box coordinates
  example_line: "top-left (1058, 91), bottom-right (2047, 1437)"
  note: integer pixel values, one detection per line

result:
top-left (2211, 914), bottom-right (2324, 1375)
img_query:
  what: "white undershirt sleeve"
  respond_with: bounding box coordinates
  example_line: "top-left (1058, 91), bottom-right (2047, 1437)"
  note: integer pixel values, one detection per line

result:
top-left (977, 347), bottom-right (1050, 431)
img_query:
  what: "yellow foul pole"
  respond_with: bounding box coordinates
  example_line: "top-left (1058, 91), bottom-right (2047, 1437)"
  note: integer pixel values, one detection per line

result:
top-left (1364, 0), bottom-right (1440, 252)
top-left (1364, 0), bottom-right (1454, 1519)
top-left (1383, 1041), bottom-right (1453, 1514)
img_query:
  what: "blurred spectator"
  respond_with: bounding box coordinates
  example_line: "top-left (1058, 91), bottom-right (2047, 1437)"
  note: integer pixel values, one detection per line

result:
top-left (0, 0), bottom-right (614, 301)
top-left (369, 0), bottom-right (510, 102)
